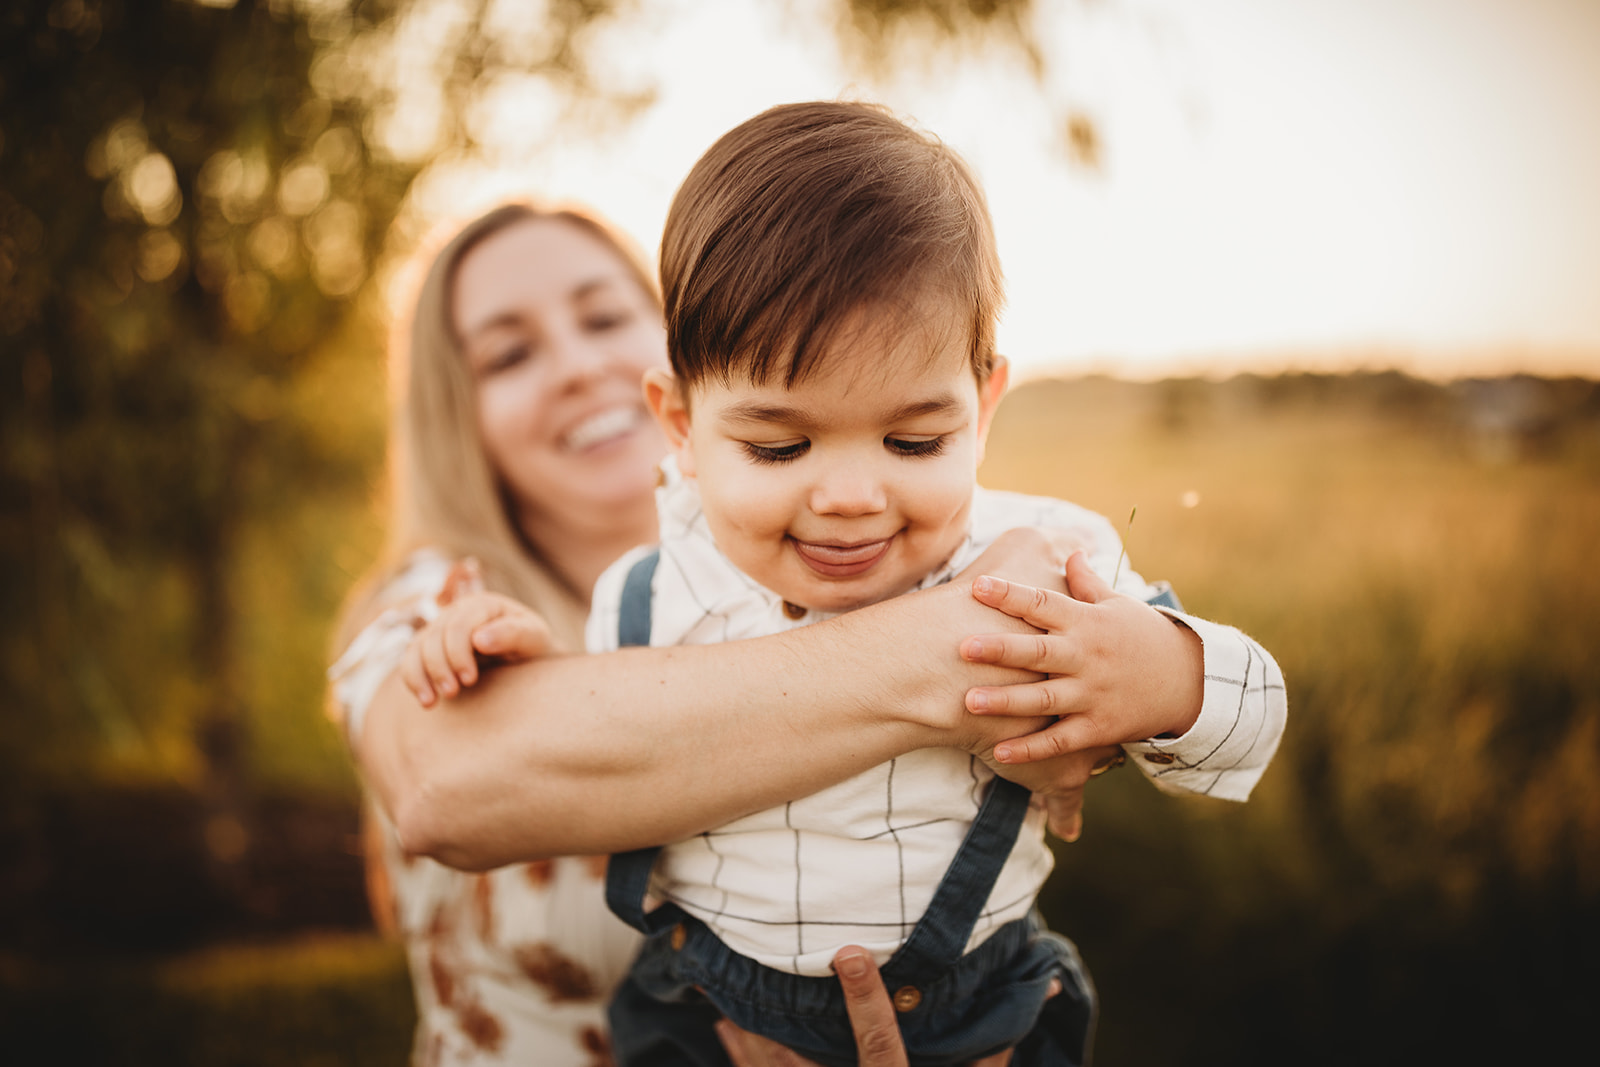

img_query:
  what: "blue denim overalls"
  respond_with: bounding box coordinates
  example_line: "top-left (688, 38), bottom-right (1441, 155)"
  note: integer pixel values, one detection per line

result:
top-left (604, 550), bottom-right (1115, 1066)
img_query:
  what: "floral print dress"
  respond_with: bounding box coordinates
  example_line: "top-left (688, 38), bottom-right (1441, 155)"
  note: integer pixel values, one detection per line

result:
top-left (330, 553), bottom-right (642, 1066)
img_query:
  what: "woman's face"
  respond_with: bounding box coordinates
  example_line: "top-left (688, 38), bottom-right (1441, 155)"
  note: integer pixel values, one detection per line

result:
top-left (454, 217), bottom-right (668, 539)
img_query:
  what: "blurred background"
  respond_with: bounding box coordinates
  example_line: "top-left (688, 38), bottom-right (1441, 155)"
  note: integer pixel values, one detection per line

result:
top-left (2, 0), bottom-right (1596, 1063)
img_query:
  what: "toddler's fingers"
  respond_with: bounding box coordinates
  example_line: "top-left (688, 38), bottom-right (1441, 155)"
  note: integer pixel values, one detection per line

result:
top-left (473, 617), bottom-right (552, 661)
top-left (961, 632), bottom-right (1085, 676)
top-left (443, 613), bottom-right (480, 689)
top-left (417, 628), bottom-right (459, 699)
top-left (991, 714), bottom-right (1103, 765)
top-left (966, 677), bottom-right (1084, 718)
top-left (399, 641), bottom-right (436, 707)
top-left (1044, 792), bottom-right (1086, 844)
top-left (970, 574), bottom-right (1081, 633)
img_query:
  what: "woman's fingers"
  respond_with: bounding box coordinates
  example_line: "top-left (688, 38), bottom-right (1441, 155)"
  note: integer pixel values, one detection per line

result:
top-left (833, 947), bottom-right (910, 1067)
top-left (716, 1019), bottom-right (817, 1066)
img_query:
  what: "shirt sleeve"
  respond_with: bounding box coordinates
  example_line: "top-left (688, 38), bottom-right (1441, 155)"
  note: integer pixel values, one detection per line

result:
top-left (326, 553), bottom-right (455, 747)
top-left (1121, 611), bottom-right (1287, 801)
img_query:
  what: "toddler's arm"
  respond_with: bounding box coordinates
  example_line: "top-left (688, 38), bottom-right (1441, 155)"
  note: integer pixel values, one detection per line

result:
top-left (963, 551), bottom-right (1285, 801)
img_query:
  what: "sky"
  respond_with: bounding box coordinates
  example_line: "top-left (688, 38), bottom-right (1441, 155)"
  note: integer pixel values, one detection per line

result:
top-left (409, 0), bottom-right (1600, 381)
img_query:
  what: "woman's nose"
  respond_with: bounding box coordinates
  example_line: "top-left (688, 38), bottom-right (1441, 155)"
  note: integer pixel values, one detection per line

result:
top-left (809, 461), bottom-right (888, 517)
top-left (545, 329), bottom-right (605, 390)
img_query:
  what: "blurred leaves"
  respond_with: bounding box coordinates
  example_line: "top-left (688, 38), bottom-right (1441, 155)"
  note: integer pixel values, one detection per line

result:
top-left (833, 0), bottom-right (1044, 76)
top-left (3, 0), bottom-right (408, 789)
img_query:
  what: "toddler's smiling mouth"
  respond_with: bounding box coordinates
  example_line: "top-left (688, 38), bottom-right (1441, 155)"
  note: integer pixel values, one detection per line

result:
top-left (788, 536), bottom-right (894, 577)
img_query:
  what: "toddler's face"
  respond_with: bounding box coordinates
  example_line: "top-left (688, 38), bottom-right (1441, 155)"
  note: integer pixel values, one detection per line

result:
top-left (647, 304), bottom-right (1007, 614)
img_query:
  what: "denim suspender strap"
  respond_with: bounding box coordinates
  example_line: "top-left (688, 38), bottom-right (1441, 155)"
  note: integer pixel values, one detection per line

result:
top-left (604, 549), bottom-right (672, 934)
top-left (1144, 581), bottom-right (1183, 612)
top-left (617, 548), bottom-right (661, 649)
top-left (877, 581), bottom-right (1182, 978)
top-left (881, 774), bottom-right (1033, 981)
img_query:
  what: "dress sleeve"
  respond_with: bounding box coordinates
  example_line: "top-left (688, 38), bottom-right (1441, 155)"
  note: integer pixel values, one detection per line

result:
top-left (326, 552), bottom-right (457, 747)
top-left (1121, 611), bottom-right (1287, 801)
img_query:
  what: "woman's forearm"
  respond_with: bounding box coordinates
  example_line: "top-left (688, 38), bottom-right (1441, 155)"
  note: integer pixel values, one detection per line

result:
top-left (359, 575), bottom-right (1050, 870)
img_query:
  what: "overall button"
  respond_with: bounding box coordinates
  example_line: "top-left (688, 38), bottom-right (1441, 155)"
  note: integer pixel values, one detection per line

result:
top-left (782, 601), bottom-right (808, 620)
top-left (892, 986), bottom-right (922, 1013)
top-left (670, 923), bottom-right (687, 951)
top-left (1143, 752), bottom-right (1176, 765)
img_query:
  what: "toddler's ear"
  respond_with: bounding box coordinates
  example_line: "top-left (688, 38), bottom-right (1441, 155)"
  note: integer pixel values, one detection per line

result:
top-left (974, 355), bottom-right (1010, 467)
top-left (643, 367), bottom-right (697, 477)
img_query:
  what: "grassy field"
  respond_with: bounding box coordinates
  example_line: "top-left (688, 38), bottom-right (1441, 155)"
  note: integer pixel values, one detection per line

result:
top-left (983, 373), bottom-right (1600, 1064)
top-left (4, 371), bottom-right (1597, 1064)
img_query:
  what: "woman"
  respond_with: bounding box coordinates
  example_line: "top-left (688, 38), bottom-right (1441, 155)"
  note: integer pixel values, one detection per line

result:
top-left (331, 203), bottom-right (1254, 1065)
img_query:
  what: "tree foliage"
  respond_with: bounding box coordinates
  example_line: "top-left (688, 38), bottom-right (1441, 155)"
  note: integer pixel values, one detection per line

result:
top-left (4, 0), bottom-right (401, 789)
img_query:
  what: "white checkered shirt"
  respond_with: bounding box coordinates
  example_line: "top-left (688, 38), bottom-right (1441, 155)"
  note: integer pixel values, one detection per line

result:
top-left (587, 459), bottom-right (1286, 976)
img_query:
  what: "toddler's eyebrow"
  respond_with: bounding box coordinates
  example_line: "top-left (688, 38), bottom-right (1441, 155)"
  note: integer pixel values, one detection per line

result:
top-left (721, 393), bottom-right (965, 428)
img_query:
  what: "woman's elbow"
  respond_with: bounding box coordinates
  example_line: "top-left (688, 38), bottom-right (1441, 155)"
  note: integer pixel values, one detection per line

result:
top-left (389, 778), bottom-right (502, 873)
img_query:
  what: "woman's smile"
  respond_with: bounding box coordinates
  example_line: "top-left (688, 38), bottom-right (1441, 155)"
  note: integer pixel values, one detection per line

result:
top-left (560, 404), bottom-right (648, 453)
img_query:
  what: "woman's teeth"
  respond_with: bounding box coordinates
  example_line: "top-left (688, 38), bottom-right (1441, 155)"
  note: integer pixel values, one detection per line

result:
top-left (563, 407), bottom-right (641, 451)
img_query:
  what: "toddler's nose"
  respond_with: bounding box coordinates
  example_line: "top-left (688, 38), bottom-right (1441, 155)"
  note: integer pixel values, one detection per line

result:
top-left (809, 464), bottom-right (887, 517)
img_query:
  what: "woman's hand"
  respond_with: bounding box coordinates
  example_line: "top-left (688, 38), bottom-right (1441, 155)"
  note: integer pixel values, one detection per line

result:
top-left (400, 579), bottom-right (555, 707)
top-left (716, 947), bottom-right (1018, 1067)
top-left (952, 525), bottom-right (1090, 595)
top-left (961, 551), bottom-right (1204, 765)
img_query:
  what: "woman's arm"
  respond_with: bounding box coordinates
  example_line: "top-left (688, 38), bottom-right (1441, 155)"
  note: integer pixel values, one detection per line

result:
top-left (356, 530), bottom-right (1071, 871)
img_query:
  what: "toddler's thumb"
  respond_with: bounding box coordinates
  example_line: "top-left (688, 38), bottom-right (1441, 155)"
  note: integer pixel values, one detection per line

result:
top-left (1063, 551), bottom-right (1115, 604)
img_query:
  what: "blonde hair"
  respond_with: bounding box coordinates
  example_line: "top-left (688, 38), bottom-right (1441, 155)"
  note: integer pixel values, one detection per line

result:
top-left (336, 202), bottom-right (660, 654)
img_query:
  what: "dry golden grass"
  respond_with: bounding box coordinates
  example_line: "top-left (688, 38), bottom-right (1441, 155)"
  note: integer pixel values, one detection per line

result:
top-left (982, 374), bottom-right (1600, 914)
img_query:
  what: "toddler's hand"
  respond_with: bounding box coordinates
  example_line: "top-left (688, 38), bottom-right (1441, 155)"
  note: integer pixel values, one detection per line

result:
top-left (962, 551), bottom-right (1203, 764)
top-left (979, 745), bottom-right (1127, 843)
top-left (400, 589), bottom-right (554, 707)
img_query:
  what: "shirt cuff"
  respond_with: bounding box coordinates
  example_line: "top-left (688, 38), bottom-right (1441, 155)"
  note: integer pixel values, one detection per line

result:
top-left (1121, 609), bottom-right (1266, 802)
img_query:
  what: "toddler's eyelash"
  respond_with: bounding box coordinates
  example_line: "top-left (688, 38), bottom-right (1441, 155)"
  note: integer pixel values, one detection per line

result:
top-left (742, 441), bottom-right (809, 465)
top-left (887, 436), bottom-right (948, 458)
